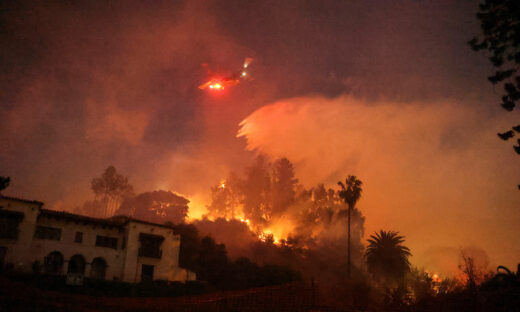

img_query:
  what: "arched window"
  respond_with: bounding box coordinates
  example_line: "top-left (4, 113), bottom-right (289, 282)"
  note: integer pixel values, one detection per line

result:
top-left (90, 257), bottom-right (107, 280)
top-left (67, 254), bottom-right (86, 275)
top-left (44, 251), bottom-right (64, 274)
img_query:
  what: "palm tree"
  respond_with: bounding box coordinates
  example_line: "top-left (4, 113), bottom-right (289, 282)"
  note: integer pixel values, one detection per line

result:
top-left (365, 230), bottom-right (411, 284)
top-left (486, 264), bottom-right (520, 287)
top-left (338, 175), bottom-right (363, 278)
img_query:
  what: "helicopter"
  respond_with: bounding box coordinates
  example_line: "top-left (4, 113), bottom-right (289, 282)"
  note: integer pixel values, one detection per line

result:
top-left (198, 57), bottom-right (253, 91)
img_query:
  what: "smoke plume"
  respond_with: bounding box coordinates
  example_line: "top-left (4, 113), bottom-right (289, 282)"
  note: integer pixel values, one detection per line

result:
top-left (238, 95), bottom-right (520, 273)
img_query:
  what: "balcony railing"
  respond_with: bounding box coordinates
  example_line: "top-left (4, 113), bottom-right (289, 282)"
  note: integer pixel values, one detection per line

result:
top-left (138, 247), bottom-right (162, 259)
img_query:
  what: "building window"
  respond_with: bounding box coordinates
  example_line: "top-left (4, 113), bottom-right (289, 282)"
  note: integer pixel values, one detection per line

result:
top-left (74, 232), bottom-right (83, 243)
top-left (0, 219), bottom-right (20, 240)
top-left (0, 210), bottom-right (24, 240)
top-left (44, 251), bottom-right (64, 274)
top-left (0, 246), bottom-right (7, 274)
top-left (141, 264), bottom-right (154, 282)
top-left (67, 254), bottom-right (86, 275)
top-left (34, 226), bottom-right (62, 241)
top-left (95, 235), bottom-right (118, 249)
top-left (90, 257), bottom-right (107, 280)
top-left (138, 233), bottom-right (164, 259)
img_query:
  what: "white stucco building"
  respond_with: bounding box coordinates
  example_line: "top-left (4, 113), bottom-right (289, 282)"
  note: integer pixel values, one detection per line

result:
top-left (0, 195), bottom-right (195, 283)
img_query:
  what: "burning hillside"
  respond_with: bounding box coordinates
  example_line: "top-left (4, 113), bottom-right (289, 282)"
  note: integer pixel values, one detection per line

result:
top-left (66, 161), bottom-right (401, 310)
top-left (191, 156), bottom-right (366, 274)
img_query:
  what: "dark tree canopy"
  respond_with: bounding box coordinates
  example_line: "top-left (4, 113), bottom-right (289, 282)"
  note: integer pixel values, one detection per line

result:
top-left (271, 157), bottom-right (298, 217)
top-left (338, 175), bottom-right (363, 207)
top-left (242, 155), bottom-right (272, 224)
top-left (207, 156), bottom-right (299, 225)
top-left (91, 166), bottom-right (134, 217)
top-left (171, 222), bottom-right (298, 289)
top-left (469, 0), bottom-right (520, 161)
top-left (171, 223), bottom-right (201, 271)
top-left (0, 176), bottom-right (10, 192)
top-left (365, 230), bottom-right (411, 284)
top-left (207, 172), bottom-right (243, 220)
top-left (91, 166), bottom-right (134, 198)
top-left (297, 184), bottom-right (336, 228)
top-left (117, 190), bottom-right (189, 224)
top-left (207, 156), bottom-right (296, 224)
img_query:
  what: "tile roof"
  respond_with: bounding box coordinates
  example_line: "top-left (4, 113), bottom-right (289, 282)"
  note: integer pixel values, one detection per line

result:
top-left (0, 195), bottom-right (44, 206)
top-left (39, 210), bottom-right (176, 230)
top-left (1, 195), bottom-right (176, 231)
top-left (39, 209), bottom-right (124, 228)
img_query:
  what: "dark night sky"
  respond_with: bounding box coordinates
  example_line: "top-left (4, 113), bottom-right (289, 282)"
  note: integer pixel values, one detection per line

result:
top-left (1, 0), bottom-right (518, 274)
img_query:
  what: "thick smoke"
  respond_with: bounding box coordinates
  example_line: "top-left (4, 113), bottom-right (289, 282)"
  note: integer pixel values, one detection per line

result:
top-left (0, 1), bottom-right (255, 210)
top-left (238, 95), bottom-right (520, 274)
top-left (1, 0), bottom-right (519, 278)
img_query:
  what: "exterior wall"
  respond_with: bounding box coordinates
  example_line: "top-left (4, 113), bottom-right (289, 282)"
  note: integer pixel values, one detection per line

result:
top-left (32, 216), bottom-right (126, 280)
top-left (122, 221), bottom-right (181, 283)
top-left (0, 196), bottom-right (189, 283)
top-left (0, 197), bottom-right (41, 272)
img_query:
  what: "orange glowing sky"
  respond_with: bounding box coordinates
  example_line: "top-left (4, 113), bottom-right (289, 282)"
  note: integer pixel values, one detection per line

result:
top-left (1, 1), bottom-right (518, 275)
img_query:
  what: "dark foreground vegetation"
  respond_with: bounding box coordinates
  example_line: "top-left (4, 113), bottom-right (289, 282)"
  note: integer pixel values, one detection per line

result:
top-left (404, 265), bottom-right (520, 312)
top-left (4, 273), bottom-right (206, 298)
top-left (0, 276), bottom-right (322, 312)
top-left (170, 222), bottom-right (301, 290)
top-left (2, 265), bottom-right (519, 312)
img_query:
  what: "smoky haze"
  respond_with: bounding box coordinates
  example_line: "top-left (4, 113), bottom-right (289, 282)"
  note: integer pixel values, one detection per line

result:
top-left (1, 0), bottom-right (519, 274)
top-left (238, 95), bottom-right (520, 274)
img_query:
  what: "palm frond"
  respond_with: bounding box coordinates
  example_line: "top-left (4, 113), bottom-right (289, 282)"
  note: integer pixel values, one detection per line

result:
top-left (365, 230), bottom-right (412, 280)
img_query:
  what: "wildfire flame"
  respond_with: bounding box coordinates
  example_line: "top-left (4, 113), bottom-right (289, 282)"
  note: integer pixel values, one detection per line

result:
top-left (219, 180), bottom-right (226, 189)
top-left (257, 229), bottom-right (281, 245)
top-left (432, 273), bottom-right (441, 283)
top-left (201, 177), bottom-right (294, 246)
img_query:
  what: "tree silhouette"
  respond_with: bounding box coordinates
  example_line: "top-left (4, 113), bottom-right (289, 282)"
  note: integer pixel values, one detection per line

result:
top-left (469, 0), bottom-right (520, 188)
top-left (365, 230), bottom-right (411, 284)
top-left (0, 176), bottom-right (10, 193)
top-left (195, 236), bottom-right (228, 285)
top-left (242, 156), bottom-right (272, 224)
top-left (496, 264), bottom-right (520, 282)
top-left (337, 175), bottom-right (363, 278)
top-left (484, 263), bottom-right (520, 289)
top-left (207, 172), bottom-right (243, 219)
top-left (458, 250), bottom-right (492, 289)
top-left (271, 157), bottom-right (298, 217)
top-left (208, 156), bottom-right (299, 225)
top-left (117, 190), bottom-right (189, 224)
top-left (91, 166), bottom-right (134, 217)
top-left (171, 223), bottom-right (201, 271)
